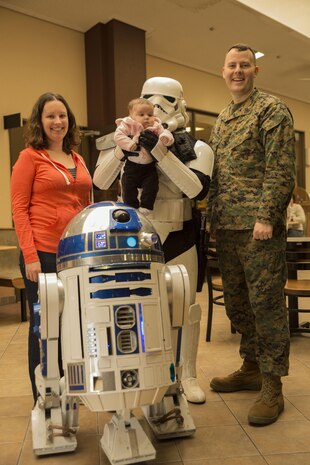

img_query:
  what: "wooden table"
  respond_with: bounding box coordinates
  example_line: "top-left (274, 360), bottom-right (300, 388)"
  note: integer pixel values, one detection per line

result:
top-left (0, 245), bottom-right (17, 251)
top-left (286, 237), bottom-right (310, 331)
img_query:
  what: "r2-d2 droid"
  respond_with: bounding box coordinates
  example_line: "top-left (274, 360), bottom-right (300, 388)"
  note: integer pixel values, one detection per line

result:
top-left (31, 201), bottom-right (195, 465)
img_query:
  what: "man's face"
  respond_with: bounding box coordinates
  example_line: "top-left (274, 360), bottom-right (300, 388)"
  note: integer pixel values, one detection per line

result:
top-left (222, 48), bottom-right (259, 103)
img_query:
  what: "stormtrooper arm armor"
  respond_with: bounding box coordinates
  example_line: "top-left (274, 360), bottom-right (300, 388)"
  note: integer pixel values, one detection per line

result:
top-left (151, 138), bottom-right (214, 200)
top-left (93, 133), bottom-right (123, 190)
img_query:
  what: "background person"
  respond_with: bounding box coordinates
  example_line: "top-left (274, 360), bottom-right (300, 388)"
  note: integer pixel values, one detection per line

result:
top-left (11, 92), bottom-right (92, 401)
top-left (287, 194), bottom-right (306, 237)
top-left (114, 97), bottom-right (174, 215)
top-left (205, 44), bottom-right (295, 425)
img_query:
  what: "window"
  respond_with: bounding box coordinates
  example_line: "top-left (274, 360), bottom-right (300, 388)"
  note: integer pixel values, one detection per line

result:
top-left (186, 109), bottom-right (218, 209)
top-left (186, 109), bottom-right (218, 143)
top-left (295, 130), bottom-right (306, 188)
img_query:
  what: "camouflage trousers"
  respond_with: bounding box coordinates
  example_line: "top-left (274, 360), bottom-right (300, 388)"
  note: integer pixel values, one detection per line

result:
top-left (215, 228), bottom-right (289, 376)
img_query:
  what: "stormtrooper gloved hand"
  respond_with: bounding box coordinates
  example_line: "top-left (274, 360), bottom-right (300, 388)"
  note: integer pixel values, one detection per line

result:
top-left (139, 130), bottom-right (159, 152)
top-left (117, 147), bottom-right (140, 161)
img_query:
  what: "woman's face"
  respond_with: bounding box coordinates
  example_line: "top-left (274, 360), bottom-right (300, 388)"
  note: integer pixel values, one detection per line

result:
top-left (41, 100), bottom-right (69, 148)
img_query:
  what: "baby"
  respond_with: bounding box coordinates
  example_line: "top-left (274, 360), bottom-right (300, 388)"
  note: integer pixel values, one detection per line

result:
top-left (114, 97), bottom-right (174, 215)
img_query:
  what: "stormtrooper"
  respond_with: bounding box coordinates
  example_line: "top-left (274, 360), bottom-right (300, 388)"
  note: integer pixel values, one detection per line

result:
top-left (94, 77), bottom-right (214, 406)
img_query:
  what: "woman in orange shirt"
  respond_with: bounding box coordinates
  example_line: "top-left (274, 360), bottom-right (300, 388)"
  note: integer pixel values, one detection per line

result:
top-left (11, 92), bottom-right (92, 400)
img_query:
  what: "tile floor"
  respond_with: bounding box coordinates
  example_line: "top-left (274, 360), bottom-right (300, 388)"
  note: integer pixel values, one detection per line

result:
top-left (0, 286), bottom-right (310, 465)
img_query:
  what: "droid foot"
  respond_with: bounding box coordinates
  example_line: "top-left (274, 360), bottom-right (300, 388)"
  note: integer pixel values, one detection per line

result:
top-left (142, 393), bottom-right (196, 439)
top-left (32, 401), bottom-right (77, 456)
top-left (101, 412), bottom-right (156, 465)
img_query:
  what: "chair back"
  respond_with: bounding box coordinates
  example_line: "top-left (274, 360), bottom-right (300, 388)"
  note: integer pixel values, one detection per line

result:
top-left (293, 186), bottom-right (310, 204)
top-left (285, 238), bottom-right (310, 333)
top-left (286, 238), bottom-right (310, 272)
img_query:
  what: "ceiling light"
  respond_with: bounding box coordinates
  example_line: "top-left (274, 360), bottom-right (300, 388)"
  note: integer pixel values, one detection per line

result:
top-left (186, 126), bottom-right (205, 132)
top-left (255, 51), bottom-right (264, 59)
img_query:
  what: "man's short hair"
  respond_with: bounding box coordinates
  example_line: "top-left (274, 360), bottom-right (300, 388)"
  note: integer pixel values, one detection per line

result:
top-left (227, 43), bottom-right (256, 65)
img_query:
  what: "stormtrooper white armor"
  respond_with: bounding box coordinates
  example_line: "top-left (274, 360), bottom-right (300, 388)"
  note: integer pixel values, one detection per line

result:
top-left (94, 77), bottom-right (214, 409)
top-left (141, 76), bottom-right (189, 132)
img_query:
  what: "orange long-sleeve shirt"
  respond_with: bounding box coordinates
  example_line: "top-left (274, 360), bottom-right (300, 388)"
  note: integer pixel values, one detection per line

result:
top-left (11, 147), bottom-right (92, 264)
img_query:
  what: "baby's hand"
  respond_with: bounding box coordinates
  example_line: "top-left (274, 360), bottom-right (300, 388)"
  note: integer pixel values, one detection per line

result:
top-left (160, 136), bottom-right (169, 145)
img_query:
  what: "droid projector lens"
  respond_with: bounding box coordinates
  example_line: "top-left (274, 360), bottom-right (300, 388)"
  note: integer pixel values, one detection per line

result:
top-left (121, 369), bottom-right (139, 389)
top-left (127, 236), bottom-right (137, 247)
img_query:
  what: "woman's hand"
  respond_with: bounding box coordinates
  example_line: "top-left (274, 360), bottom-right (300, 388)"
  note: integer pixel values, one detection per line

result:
top-left (25, 261), bottom-right (41, 282)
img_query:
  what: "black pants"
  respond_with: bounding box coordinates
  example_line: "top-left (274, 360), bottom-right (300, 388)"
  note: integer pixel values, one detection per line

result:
top-left (20, 250), bottom-right (63, 400)
top-left (122, 160), bottom-right (159, 210)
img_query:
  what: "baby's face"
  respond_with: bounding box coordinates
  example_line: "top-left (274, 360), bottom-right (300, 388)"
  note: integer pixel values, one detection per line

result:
top-left (130, 103), bottom-right (156, 129)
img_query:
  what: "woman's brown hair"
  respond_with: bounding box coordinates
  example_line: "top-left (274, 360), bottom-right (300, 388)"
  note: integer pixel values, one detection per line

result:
top-left (24, 92), bottom-right (81, 153)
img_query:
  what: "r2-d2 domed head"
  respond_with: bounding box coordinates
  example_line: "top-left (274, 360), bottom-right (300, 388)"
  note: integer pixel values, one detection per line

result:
top-left (56, 201), bottom-right (164, 272)
top-left (141, 77), bottom-right (189, 132)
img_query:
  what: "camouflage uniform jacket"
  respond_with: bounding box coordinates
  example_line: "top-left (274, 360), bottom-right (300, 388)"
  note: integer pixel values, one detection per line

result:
top-left (206, 88), bottom-right (296, 230)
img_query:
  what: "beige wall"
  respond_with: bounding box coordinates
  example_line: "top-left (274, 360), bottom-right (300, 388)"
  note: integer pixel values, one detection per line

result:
top-left (147, 55), bottom-right (310, 149)
top-left (0, 8), bottom-right (87, 228)
top-left (1, 8), bottom-right (310, 228)
top-left (147, 55), bottom-right (310, 193)
top-left (146, 55), bottom-right (231, 114)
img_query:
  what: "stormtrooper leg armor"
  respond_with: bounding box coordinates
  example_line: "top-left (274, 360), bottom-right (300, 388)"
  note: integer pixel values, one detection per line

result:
top-left (168, 246), bottom-right (206, 404)
top-left (180, 305), bottom-right (205, 403)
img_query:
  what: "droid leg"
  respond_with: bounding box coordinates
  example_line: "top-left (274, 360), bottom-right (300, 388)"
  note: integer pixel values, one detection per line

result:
top-left (101, 409), bottom-right (156, 465)
top-left (142, 385), bottom-right (195, 439)
top-left (32, 376), bottom-right (79, 455)
top-left (32, 273), bottom-right (79, 455)
top-left (142, 263), bottom-right (196, 439)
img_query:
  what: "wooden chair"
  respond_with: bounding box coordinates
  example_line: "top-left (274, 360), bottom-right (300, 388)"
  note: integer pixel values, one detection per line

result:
top-left (293, 186), bottom-right (310, 204)
top-left (0, 229), bottom-right (27, 322)
top-left (0, 273), bottom-right (27, 322)
top-left (205, 246), bottom-right (236, 341)
top-left (285, 238), bottom-right (310, 334)
top-left (293, 187), bottom-right (310, 236)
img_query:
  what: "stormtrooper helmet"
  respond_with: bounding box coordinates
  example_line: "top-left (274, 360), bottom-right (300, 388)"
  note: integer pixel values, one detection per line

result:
top-left (141, 77), bottom-right (189, 132)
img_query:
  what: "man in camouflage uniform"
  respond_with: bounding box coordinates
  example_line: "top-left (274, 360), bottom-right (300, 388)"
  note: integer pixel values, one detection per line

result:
top-left (205, 44), bottom-right (296, 426)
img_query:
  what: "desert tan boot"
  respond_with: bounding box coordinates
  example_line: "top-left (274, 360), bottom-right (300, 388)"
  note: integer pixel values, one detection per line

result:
top-left (248, 374), bottom-right (284, 425)
top-left (210, 359), bottom-right (262, 392)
